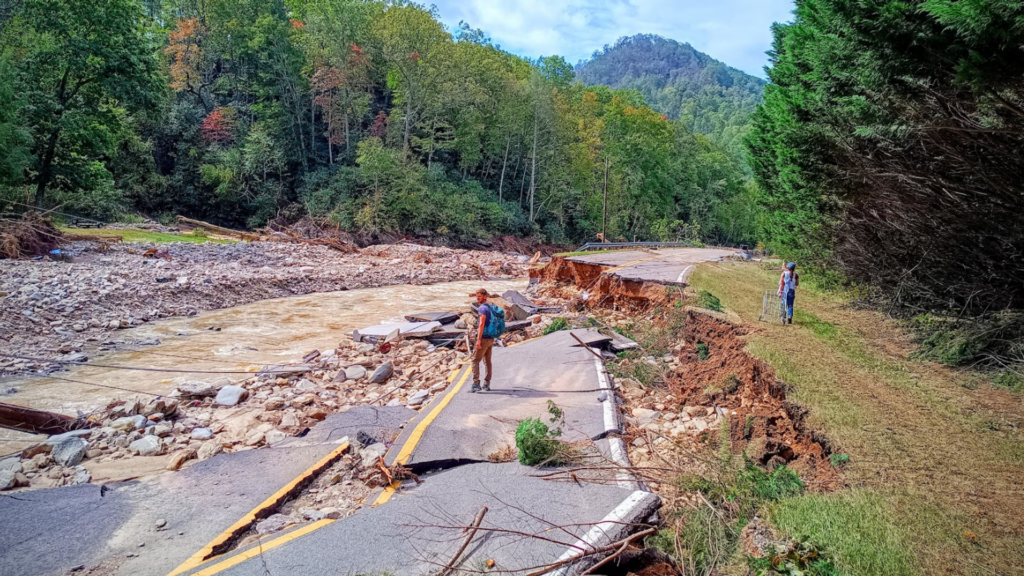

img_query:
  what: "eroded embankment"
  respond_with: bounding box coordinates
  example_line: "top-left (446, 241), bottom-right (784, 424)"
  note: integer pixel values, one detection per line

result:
top-left (668, 310), bottom-right (841, 488)
top-left (534, 256), bottom-right (674, 311)
top-left (538, 257), bottom-right (841, 489)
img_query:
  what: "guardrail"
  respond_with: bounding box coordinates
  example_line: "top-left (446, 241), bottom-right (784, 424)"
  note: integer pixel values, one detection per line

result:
top-left (573, 241), bottom-right (697, 251)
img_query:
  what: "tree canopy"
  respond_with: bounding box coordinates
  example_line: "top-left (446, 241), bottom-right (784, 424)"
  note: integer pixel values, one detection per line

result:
top-left (746, 0), bottom-right (1024, 312)
top-left (0, 0), bottom-right (758, 247)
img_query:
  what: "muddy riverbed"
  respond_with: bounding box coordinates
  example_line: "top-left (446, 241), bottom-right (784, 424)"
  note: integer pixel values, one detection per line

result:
top-left (0, 278), bottom-right (526, 453)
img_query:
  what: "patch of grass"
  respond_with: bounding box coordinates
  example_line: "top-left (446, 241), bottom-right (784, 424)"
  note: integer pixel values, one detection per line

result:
top-left (794, 310), bottom-right (840, 342)
top-left (738, 464), bottom-right (804, 502)
top-left (543, 317), bottom-right (569, 335)
top-left (769, 490), bottom-right (917, 576)
top-left (992, 370), bottom-right (1024, 393)
top-left (695, 289), bottom-right (723, 312)
top-left (61, 227), bottom-right (234, 244)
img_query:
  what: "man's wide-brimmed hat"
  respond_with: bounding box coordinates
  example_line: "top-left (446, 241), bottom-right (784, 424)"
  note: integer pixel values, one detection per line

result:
top-left (468, 288), bottom-right (491, 297)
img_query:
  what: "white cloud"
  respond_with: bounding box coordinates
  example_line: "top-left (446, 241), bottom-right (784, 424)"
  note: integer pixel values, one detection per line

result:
top-left (431, 0), bottom-right (795, 78)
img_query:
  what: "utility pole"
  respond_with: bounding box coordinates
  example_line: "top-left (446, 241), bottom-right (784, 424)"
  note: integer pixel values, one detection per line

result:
top-left (601, 157), bottom-right (609, 242)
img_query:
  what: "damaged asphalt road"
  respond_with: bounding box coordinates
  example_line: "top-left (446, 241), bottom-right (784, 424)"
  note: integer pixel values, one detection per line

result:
top-left (1, 331), bottom-right (659, 576)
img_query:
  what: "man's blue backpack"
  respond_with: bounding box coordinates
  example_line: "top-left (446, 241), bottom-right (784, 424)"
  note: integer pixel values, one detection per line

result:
top-left (483, 305), bottom-right (506, 339)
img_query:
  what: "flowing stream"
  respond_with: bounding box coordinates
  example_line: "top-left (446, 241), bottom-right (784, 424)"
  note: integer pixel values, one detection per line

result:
top-left (1, 278), bottom-right (527, 453)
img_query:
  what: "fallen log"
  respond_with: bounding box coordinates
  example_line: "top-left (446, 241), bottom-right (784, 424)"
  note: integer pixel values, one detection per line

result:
top-left (0, 402), bottom-right (94, 435)
top-left (175, 216), bottom-right (258, 240)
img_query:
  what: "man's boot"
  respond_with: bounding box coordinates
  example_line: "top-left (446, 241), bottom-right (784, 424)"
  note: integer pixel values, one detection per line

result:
top-left (470, 382), bottom-right (481, 393)
top-left (482, 381), bottom-right (490, 392)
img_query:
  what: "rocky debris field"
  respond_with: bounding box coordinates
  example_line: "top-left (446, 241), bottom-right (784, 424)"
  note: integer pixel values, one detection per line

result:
top-left (0, 239), bottom-right (530, 371)
top-left (0, 294), bottom-right (562, 494)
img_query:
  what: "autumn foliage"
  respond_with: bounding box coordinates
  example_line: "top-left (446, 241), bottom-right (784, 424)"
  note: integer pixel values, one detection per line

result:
top-left (201, 107), bottom-right (236, 143)
top-left (165, 18), bottom-right (206, 93)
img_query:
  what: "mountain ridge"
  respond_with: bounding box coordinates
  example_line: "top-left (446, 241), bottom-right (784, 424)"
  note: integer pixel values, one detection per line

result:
top-left (576, 34), bottom-right (765, 160)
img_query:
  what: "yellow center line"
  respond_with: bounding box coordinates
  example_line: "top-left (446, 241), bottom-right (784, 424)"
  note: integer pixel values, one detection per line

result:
top-left (372, 363), bottom-right (473, 506)
top-left (172, 361), bottom-right (474, 575)
top-left (189, 519), bottom-right (336, 576)
top-left (165, 441), bottom-right (350, 576)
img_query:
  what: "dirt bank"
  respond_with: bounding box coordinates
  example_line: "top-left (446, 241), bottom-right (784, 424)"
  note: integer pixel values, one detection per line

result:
top-left (534, 256), bottom-right (675, 311)
top-left (0, 240), bottom-right (529, 374)
top-left (538, 256), bottom-right (841, 488)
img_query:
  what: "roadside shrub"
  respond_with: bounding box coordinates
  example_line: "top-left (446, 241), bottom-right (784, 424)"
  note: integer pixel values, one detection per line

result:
top-left (515, 401), bottom-right (572, 466)
top-left (515, 418), bottom-right (557, 465)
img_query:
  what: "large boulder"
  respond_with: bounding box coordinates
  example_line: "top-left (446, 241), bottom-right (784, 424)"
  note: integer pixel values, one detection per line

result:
top-left (0, 469), bottom-right (16, 491)
top-left (176, 381), bottom-right (220, 397)
top-left (129, 435), bottom-right (163, 456)
top-left (52, 437), bottom-right (88, 467)
top-left (631, 408), bottom-right (663, 429)
top-left (344, 366), bottom-right (367, 380)
top-left (215, 386), bottom-right (249, 407)
top-left (368, 362), bottom-right (394, 384)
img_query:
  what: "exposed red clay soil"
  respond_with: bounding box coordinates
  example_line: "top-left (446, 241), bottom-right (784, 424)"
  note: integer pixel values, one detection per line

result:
top-left (534, 256), bottom-right (674, 311)
top-left (537, 257), bottom-right (842, 490)
top-left (668, 310), bottom-right (842, 489)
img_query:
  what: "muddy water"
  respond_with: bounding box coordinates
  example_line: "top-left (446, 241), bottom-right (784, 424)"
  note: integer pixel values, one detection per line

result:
top-left (1, 279), bottom-right (526, 452)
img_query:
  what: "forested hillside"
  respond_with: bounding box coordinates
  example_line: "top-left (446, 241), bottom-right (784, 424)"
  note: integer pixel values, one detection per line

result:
top-left (747, 0), bottom-right (1024, 368)
top-left (0, 0), bottom-right (757, 247)
top-left (577, 35), bottom-right (765, 163)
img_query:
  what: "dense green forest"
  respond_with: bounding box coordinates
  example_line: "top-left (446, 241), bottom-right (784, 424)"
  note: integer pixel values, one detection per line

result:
top-left (577, 35), bottom-right (765, 165)
top-left (747, 0), bottom-right (1024, 367)
top-left (0, 0), bottom-right (758, 247)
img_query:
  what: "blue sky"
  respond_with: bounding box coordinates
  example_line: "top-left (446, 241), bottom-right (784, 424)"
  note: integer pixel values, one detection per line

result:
top-left (430, 0), bottom-right (796, 78)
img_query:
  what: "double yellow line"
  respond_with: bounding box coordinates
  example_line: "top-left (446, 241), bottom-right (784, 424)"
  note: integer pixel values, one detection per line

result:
top-left (168, 362), bottom-right (472, 576)
top-left (166, 441), bottom-right (352, 576)
top-left (372, 362), bottom-right (472, 506)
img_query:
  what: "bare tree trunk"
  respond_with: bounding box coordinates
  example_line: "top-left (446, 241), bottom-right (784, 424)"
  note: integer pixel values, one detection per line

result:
top-left (310, 94), bottom-right (316, 163)
top-left (343, 87), bottom-right (350, 159)
top-left (529, 115), bottom-right (538, 222)
top-left (602, 156), bottom-right (609, 242)
top-left (498, 136), bottom-right (510, 202)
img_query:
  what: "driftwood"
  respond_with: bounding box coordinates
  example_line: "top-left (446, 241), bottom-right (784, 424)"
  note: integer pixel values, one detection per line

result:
top-left (439, 506), bottom-right (488, 576)
top-left (176, 216), bottom-right (259, 240)
top-left (0, 402), bottom-right (94, 435)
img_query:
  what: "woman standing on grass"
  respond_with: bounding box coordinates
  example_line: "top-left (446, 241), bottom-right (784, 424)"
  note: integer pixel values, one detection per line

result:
top-left (777, 262), bottom-right (799, 324)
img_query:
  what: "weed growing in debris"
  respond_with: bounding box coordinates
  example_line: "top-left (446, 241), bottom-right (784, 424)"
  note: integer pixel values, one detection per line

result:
top-left (748, 540), bottom-right (842, 576)
top-left (697, 342), bottom-right (710, 361)
top-left (829, 453), bottom-right (850, 466)
top-left (695, 290), bottom-right (723, 312)
top-left (706, 373), bottom-right (740, 397)
top-left (544, 317), bottom-right (569, 335)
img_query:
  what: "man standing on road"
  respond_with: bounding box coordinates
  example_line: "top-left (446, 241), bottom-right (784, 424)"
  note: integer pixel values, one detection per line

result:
top-left (468, 288), bottom-right (494, 393)
top-left (777, 262), bottom-right (799, 324)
